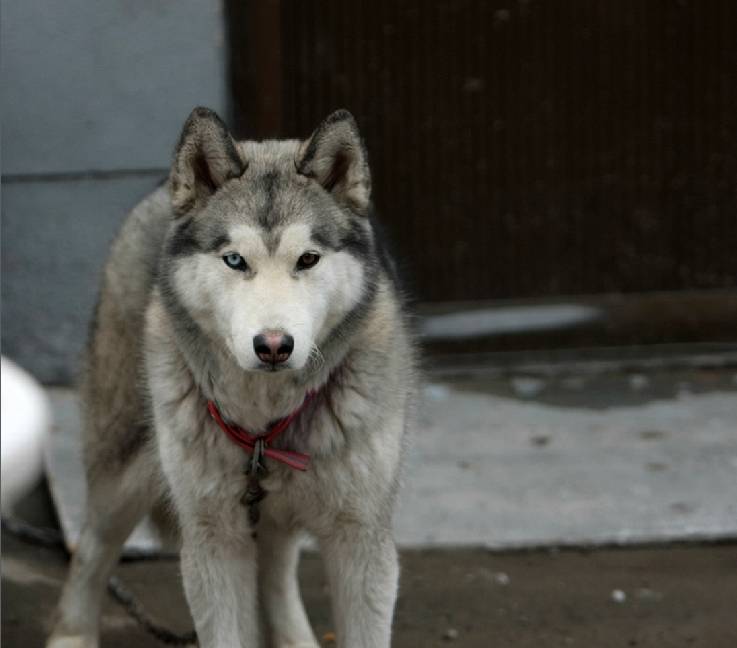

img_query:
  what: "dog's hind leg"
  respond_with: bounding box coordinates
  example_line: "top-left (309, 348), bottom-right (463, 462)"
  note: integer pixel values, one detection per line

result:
top-left (46, 446), bottom-right (158, 648)
top-left (258, 519), bottom-right (318, 648)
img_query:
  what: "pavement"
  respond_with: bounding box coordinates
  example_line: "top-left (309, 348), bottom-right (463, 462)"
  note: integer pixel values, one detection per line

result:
top-left (46, 362), bottom-right (737, 553)
top-left (3, 359), bottom-right (737, 646)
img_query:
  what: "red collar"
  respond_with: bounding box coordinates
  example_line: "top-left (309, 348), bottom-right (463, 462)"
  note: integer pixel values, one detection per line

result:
top-left (206, 391), bottom-right (316, 471)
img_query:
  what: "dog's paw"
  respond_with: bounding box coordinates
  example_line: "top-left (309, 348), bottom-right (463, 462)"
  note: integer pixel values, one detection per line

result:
top-left (45, 635), bottom-right (98, 648)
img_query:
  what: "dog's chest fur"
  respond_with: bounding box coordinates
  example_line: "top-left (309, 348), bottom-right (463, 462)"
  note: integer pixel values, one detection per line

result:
top-left (144, 290), bottom-right (408, 539)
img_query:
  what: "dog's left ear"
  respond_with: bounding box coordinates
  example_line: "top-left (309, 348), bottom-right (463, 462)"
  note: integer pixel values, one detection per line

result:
top-left (170, 107), bottom-right (245, 216)
top-left (296, 110), bottom-right (371, 214)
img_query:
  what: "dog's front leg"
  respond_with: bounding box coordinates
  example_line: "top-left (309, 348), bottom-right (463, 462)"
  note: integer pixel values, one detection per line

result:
top-left (258, 518), bottom-right (318, 648)
top-left (179, 514), bottom-right (258, 648)
top-left (157, 418), bottom-right (259, 647)
top-left (320, 525), bottom-right (399, 648)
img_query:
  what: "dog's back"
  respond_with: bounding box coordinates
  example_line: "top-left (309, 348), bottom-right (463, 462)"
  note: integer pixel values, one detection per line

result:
top-left (81, 187), bottom-right (170, 479)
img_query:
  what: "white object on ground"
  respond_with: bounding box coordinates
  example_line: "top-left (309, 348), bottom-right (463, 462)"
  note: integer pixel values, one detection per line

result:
top-left (493, 571), bottom-right (510, 586)
top-left (610, 589), bottom-right (627, 603)
top-left (1, 357), bottom-right (50, 511)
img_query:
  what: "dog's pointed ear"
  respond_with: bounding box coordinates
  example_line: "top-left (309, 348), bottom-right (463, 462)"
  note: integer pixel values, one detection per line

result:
top-left (296, 110), bottom-right (371, 214)
top-left (169, 107), bottom-right (246, 216)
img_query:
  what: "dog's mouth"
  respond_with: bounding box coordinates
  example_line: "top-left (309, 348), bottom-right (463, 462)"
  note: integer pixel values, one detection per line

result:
top-left (255, 361), bottom-right (291, 373)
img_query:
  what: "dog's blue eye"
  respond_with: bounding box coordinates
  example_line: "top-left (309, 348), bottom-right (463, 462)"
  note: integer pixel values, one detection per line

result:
top-left (223, 253), bottom-right (248, 271)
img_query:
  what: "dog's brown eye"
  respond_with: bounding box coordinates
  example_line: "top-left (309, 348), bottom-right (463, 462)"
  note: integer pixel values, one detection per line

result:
top-left (296, 252), bottom-right (320, 270)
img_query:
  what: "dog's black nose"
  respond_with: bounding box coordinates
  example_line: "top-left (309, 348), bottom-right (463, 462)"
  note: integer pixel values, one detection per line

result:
top-left (253, 331), bottom-right (294, 365)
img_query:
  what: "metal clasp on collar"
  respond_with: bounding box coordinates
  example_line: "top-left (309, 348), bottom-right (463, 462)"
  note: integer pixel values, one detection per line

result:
top-left (247, 438), bottom-right (267, 477)
top-left (242, 437), bottom-right (268, 528)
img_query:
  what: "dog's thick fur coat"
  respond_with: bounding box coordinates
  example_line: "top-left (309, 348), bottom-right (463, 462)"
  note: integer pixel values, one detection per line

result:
top-left (48, 108), bottom-right (416, 648)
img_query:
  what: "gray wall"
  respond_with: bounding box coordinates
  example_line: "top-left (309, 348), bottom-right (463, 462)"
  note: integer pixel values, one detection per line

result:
top-left (1, 0), bottom-right (228, 384)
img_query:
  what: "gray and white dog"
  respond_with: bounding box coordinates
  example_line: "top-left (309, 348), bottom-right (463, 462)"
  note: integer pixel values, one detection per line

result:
top-left (48, 108), bottom-right (417, 648)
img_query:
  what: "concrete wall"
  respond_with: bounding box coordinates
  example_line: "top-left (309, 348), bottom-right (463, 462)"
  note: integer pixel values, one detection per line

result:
top-left (1, 0), bottom-right (228, 384)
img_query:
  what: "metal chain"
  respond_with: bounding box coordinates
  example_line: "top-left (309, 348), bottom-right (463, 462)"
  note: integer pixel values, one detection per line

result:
top-left (1, 516), bottom-right (66, 548)
top-left (107, 576), bottom-right (197, 646)
top-left (2, 516), bottom-right (198, 646)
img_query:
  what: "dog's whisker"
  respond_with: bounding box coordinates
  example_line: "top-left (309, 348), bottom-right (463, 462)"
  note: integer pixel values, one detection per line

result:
top-left (304, 343), bottom-right (326, 377)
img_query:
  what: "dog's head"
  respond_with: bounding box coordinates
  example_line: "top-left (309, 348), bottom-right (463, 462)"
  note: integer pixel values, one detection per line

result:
top-left (161, 107), bottom-right (376, 373)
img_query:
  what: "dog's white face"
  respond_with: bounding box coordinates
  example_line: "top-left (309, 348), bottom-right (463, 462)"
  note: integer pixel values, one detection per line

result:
top-left (171, 220), bottom-right (366, 373)
top-left (163, 109), bottom-right (375, 374)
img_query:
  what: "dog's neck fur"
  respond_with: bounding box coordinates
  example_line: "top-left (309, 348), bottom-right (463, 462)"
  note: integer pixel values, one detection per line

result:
top-left (204, 346), bottom-right (341, 434)
top-left (157, 297), bottom-right (350, 434)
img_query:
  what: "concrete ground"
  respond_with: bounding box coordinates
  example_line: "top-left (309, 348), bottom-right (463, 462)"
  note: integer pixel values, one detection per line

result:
top-left (3, 361), bottom-right (737, 646)
top-left (46, 362), bottom-right (737, 553)
top-left (3, 510), bottom-right (737, 648)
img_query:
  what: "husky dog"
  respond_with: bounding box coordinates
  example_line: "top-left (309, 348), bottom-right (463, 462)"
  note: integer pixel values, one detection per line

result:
top-left (48, 108), bottom-right (416, 648)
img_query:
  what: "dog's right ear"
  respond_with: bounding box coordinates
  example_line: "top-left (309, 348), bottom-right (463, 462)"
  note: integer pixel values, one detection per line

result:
top-left (169, 107), bottom-right (245, 216)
